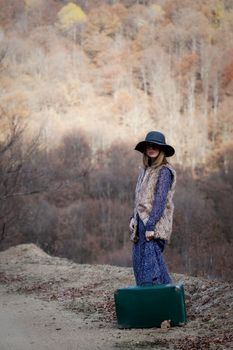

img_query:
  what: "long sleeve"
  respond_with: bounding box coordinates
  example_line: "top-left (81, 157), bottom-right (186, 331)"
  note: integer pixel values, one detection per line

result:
top-left (145, 167), bottom-right (173, 232)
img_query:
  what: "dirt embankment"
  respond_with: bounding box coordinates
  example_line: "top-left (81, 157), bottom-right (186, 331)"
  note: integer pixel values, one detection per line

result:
top-left (0, 244), bottom-right (232, 350)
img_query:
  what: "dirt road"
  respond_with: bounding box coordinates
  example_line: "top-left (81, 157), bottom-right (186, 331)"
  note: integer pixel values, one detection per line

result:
top-left (0, 286), bottom-right (109, 350)
top-left (0, 244), bottom-right (233, 350)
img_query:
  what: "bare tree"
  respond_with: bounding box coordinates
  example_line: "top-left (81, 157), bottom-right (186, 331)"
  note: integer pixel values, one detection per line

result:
top-left (0, 109), bottom-right (44, 244)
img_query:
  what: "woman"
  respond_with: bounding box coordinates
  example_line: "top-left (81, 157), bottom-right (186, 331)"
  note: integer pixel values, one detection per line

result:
top-left (129, 131), bottom-right (176, 286)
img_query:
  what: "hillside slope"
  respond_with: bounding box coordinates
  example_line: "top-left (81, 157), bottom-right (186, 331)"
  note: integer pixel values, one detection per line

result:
top-left (0, 0), bottom-right (233, 168)
top-left (0, 244), bottom-right (232, 350)
top-left (1, 0), bottom-right (233, 284)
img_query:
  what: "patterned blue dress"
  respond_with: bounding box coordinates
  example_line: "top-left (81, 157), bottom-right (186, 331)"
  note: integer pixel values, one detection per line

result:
top-left (132, 167), bottom-right (172, 286)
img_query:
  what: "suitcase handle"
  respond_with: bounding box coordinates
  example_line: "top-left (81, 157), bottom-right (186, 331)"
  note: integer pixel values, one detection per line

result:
top-left (140, 282), bottom-right (154, 287)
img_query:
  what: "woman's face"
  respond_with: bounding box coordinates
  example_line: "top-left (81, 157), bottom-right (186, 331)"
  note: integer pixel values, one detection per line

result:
top-left (145, 143), bottom-right (160, 158)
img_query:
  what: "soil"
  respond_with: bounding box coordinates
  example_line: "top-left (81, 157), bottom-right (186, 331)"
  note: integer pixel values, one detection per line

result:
top-left (0, 243), bottom-right (232, 350)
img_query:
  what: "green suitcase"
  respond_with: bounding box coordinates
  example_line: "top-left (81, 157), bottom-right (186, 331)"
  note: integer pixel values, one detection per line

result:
top-left (114, 284), bottom-right (187, 328)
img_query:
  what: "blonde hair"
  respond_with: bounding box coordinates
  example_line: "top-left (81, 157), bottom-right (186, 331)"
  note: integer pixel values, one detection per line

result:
top-left (143, 150), bottom-right (168, 168)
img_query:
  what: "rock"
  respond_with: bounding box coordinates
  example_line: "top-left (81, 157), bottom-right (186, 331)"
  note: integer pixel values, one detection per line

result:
top-left (160, 320), bottom-right (171, 329)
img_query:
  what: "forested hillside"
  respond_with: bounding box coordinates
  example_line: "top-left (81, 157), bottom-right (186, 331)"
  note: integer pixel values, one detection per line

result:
top-left (0, 0), bottom-right (232, 281)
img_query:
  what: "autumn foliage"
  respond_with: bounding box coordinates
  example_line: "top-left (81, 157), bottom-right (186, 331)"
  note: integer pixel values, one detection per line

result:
top-left (0, 0), bottom-right (232, 281)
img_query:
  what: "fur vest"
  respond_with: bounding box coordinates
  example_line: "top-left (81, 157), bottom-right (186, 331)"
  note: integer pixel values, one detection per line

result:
top-left (131, 164), bottom-right (176, 242)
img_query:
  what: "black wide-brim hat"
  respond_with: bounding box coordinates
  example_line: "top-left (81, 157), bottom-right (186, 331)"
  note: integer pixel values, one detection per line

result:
top-left (135, 131), bottom-right (175, 157)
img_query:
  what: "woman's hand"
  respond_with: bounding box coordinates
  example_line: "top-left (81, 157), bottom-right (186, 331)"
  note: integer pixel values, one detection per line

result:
top-left (129, 218), bottom-right (135, 232)
top-left (145, 231), bottom-right (155, 241)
